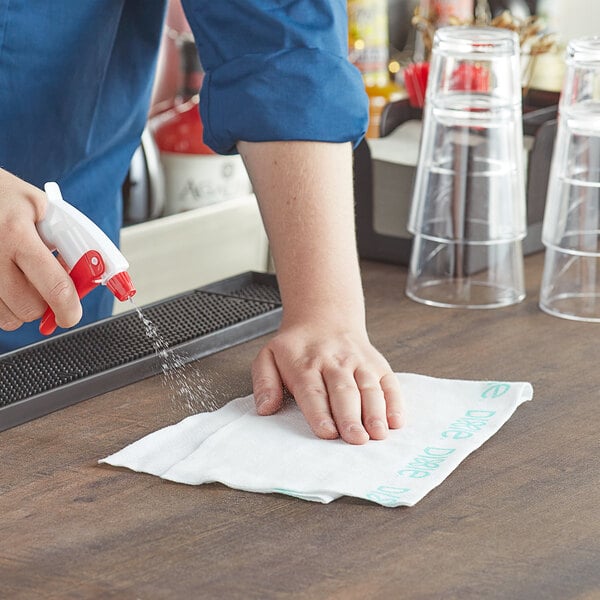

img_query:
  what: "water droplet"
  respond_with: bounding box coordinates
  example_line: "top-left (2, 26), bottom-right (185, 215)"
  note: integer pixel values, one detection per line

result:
top-left (130, 299), bottom-right (220, 414)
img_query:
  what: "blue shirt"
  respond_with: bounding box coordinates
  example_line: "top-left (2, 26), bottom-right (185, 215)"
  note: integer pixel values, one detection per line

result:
top-left (0, 0), bottom-right (368, 353)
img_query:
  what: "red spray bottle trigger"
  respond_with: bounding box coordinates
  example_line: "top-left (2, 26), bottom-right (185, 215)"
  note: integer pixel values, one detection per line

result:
top-left (39, 250), bottom-right (105, 336)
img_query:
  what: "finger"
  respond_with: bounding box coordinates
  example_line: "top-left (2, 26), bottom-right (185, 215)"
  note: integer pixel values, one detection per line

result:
top-left (381, 372), bottom-right (404, 429)
top-left (323, 365), bottom-right (369, 445)
top-left (0, 260), bottom-right (48, 323)
top-left (14, 231), bottom-right (81, 329)
top-left (252, 347), bottom-right (284, 415)
top-left (288, 370), bottom-right (339, 440)
top-left (354, 367), bottom-right (389, 440)
top-left (0, 297), bottom-right (22, 331)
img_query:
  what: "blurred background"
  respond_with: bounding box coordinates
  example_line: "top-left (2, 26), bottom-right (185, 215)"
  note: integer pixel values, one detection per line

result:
top-left (118, 0), bottom-right (598, 312)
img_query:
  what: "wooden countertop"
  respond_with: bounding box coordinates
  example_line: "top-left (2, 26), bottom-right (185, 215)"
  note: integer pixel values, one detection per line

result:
top-left (1, 252), bottom-right (598, 599)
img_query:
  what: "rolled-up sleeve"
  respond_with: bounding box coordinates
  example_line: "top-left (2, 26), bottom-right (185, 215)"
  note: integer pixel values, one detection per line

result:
top-left (181, 0), bottom-right (369, 155)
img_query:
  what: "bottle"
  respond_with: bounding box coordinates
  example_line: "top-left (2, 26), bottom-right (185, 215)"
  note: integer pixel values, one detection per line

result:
top-left (149, 0), bottom-right (195, 118)
top-left (151, 37), bottom-right (205, 133)
top-left (152, 40), bottom-right (252, 215)
top-left (347, 0), bottom-right (403, 138)
top-left (413, 0), bottom-right (474, 61)
top-left (420, 0), bottom-right (474, 25)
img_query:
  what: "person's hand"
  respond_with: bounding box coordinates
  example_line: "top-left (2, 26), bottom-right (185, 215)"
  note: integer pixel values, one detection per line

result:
top-left (252, 321), bottom-right (403, 445)
top-left (239, 139), bottom-right (403, 444)
top-left (0, 169), bottom-right (81, 332)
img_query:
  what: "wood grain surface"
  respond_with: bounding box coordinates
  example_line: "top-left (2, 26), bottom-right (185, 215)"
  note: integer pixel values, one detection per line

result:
top-left (0, 252), bottom-right (598, 599)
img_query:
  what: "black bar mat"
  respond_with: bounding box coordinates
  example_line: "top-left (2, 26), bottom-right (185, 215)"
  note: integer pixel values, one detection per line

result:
top-left (0, 272), bottom-right (281, 432)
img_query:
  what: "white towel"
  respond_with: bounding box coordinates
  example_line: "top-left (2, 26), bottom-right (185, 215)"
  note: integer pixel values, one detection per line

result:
top-left (101, 373), bottom-right (533, 507)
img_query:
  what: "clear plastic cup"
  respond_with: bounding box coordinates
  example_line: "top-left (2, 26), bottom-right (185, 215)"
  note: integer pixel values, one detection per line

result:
top-left (540, 37), bottom-right (600, 322)
top-left (406, 27), bottom-right (526, 308)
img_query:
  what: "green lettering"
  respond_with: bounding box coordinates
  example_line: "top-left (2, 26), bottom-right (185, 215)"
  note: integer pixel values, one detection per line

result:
top-left (441, 429), bottom-right (472, 440)
top-left (465, 409), bottom-right (496, 419)
top-left (481, 383), bottom-right (510, 399)
top-left (397, 469), bottom-right (430, 478)
top-left (424, 446), bottom-right (456, 457)
top-left (365, 485), bottom-right (411, 505)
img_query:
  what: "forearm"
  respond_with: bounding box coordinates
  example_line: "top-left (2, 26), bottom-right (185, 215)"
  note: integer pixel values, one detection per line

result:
top-left (237, 140), bottom-right (365, 330)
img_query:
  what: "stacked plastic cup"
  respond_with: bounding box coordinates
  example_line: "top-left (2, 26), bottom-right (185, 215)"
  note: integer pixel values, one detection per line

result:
top-left (539, 37), bottom-right (600, 322)
top-left (406, 27), bottom-right (526, 308)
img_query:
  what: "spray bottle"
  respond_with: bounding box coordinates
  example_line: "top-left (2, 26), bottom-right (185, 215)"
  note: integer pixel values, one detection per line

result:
top-left (36, 182), bottom-right (136, 335)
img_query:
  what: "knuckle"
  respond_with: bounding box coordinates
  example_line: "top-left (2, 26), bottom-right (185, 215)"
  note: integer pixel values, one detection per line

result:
top-left (323, 354), bottom-right (359, 376)
top-left (321, 351), bottom-right (359, 370)
top-left (252, 376), bottom-right (278, 393)
top-left (48, 279), bottom-right (76, 305)
top-left (0, 316), bottom-right (22, 331)
top-left (358, 380), bottom-right (382, 393)
top-left (13, 300), bottom-right (45, 323)
top-left (328, 381), bottom-right (356, 395)
top-left (252, 346), bottom-right (271, 363)
top-left (335, 354), bottom-right (356, 368)
top-left (2, 216), bottom-right (29, 240)
top-left (321, 364), bottom-right (344, 380)
top-left (291, 355), bottom-right (320, 371)
top-left (13, 242), bottom-right (39, 265)
top-left (306, 410), bottom-right (335, 426)
top-left (310, 410), bottom-right (333, 421)
top-left (250, 356), bottom-right (264, 376)
top-left (338, 418), bottom-right (362, 432)
top-left (0, 302), bottom-right (21, 331)
top-left (363, 396), bottom-right (385, 414)
top-left (15, 308), bottom-right (42, 324)
top-left (365, 413), bottom-right (386, 427)
top-left (380, 371), bottom-right (399, 388)
top-left (293, 383), bottom-right (327, 399)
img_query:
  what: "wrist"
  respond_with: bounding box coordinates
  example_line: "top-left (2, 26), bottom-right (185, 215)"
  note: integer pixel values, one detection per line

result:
top-left (276, 266), bottom-right (366, 332)
top-left (280, 295), bottom-right (366, 333)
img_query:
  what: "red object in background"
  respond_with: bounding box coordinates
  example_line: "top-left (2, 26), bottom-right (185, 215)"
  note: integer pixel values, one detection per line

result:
top-left (404, 62), bottom-right (430, 108)
top-left (150, 0), bottom-right (193, 118)
top-left (450, 63), bottom-right (490, 92)
top-left (404, 61), bottom-right (490, 108)
top-left (152, 37), bottom-right (205, 118)
top-left (152, 39), bottom-right (213, 156)
top-left (153, 95), bottom-right (213, 155)
top-left (152, 39), bottom-right (252, 215)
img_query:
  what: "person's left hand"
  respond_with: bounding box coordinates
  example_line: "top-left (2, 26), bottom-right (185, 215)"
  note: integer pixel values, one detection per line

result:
top-left (238, 138), bottom-right (403, 445)
top-left (251, 321), bottom-right (403, 445)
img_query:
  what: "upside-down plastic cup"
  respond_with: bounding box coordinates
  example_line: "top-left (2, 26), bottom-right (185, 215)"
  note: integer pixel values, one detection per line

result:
top-left (406, 27), bottom-right (526, 308)
top-left (539, 37), bottom-right (600, 322)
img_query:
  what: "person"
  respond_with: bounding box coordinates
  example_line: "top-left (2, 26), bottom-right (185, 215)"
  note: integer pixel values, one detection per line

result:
top-left (0, 1), bottom-right (403, 444)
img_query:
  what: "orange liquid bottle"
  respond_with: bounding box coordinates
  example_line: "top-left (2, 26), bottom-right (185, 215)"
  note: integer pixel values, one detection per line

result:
top-left (348, 0), bottom-right (403, 138)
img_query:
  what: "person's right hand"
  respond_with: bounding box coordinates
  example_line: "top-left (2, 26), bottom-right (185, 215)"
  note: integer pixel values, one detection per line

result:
top-left (0, 168), bottom-right (81, 332)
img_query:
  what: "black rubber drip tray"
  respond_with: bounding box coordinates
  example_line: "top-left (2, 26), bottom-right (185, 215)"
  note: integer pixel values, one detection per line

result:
top-left (0, 272), bottom-right (281, 432)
